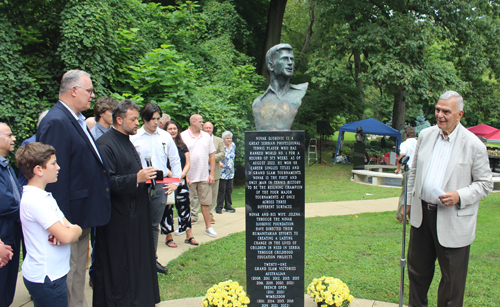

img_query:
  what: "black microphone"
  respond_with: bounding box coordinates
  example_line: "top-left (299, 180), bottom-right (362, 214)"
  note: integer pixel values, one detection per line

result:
top-left (145, 156), bottom-right (155, 189)
top-left (399, 155), bottom-right (410, 165)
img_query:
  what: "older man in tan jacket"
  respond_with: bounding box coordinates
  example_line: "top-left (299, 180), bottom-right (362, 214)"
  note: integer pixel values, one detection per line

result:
top-left (404, 90), bottom-right (492, 306)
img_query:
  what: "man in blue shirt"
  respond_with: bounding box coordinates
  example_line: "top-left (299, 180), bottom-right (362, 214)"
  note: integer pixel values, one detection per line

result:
top-left (90, 97), bottom-right (118, 140)
top-left (0, 122), bottom-right (22, 307)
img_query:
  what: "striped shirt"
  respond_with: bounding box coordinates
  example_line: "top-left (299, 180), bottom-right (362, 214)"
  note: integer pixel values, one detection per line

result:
top-left (181, 127), bottom-right (215, 183)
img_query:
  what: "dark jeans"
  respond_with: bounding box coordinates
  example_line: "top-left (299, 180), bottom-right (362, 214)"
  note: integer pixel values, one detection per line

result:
top-left (216, 178), bottom-right (233, 210)
top-left (0, 225), bottom-right (21, 307)
top-left (24, 275), bottom-right (68, 307)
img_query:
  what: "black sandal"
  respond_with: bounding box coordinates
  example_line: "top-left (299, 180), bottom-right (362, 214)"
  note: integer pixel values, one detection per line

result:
top-left (184, 237), bottom-right (199, 246)
top-left (165, 239), bottom-right (177, 248)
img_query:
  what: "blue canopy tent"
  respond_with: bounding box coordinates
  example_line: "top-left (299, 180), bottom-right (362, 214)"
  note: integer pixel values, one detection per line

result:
top-left (334, 118), bottom-right (401, 160)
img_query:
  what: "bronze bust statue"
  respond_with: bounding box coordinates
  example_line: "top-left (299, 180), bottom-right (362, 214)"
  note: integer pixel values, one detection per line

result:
top-left (252, 44), bottom-right (308, 131)
top-left (355, 126), bottom-right (365, 143)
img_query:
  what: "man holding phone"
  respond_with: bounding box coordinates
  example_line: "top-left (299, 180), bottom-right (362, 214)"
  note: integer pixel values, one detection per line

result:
top-left (130, 102), bottom-right (181, 274)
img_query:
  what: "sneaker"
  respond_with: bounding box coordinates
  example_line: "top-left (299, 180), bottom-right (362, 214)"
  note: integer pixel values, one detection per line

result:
top-left (216, 209), bottom-right (222, 214)
top-left (224, 207), bottom-right (236, 213)
top-left (210, 217), bottom-right (215, 224)
top-left (174, 229), bottom-right (186, 236)
top-left (205, 227), bottom-right (217, 238)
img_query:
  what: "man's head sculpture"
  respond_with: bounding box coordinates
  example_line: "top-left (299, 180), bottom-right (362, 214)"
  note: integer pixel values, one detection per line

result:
top-left (266, 43), bottom-right (294, 80)
top-left (252, 44), bottom-right (309, 131)
top-left (355, 126), bottom-right (365, 143)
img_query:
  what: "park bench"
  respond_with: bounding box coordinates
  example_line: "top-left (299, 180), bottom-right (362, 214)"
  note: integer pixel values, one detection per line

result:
top-left (353, 170), bottom-right (500, 190)
top-left (364, 164), bottom-right (397, 172)
top-left (492, 176), bottom-right (500, 191)
top-left (351, 169), bottom-right (402, 186)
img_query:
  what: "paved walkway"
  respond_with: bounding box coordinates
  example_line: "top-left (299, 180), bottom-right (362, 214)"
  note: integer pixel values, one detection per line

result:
top-left (12, 197), bottom-right (404, 307)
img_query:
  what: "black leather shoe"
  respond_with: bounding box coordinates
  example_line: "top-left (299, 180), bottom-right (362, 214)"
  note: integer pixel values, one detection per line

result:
top-left (156, 261), bottom-right (168, 274)
top-left (216, 209), bottom-right (222, 214)
top-left (224, 206), bottom-right (236, 213)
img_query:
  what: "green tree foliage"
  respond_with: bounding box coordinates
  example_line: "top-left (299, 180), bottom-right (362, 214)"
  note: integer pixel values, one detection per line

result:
top-left (1, 0), bottom-right (264, 172)
top-left (281, 0), bottom-right (365, 139)
top-left (58, 0), bottom-right (173, 95)
top-left (287, 0), bottom-right (500, 132)
top-left (111, 2), bottom-right (264, 166)
top-left (306, 0), bottom-right (471, 131)
top-left (434, 0), bottom-right (500, 127)
top-left (2, 0), bottom-right (67, 99)
top-left (0, 10), bottom-right (53, 142)
top-left (112, 44), bottom-right (199, 108)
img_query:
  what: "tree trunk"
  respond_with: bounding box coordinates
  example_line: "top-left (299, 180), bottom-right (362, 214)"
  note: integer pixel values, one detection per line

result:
top-left (258, 0), bottom-right (288, 81)
top-left (392, 87), bottom-right (406, 131)
top-left (299, 0), bottom-right (315, 61)
top-left (353, 50), bottom-right (366, 119)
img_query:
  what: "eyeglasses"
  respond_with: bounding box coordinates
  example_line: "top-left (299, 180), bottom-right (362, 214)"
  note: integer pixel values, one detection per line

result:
top-left (75, 85), bottom-right (94, 95)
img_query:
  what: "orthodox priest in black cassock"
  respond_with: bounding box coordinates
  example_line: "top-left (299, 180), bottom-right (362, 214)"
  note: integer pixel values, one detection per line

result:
top-left (93, 119), bottom-right (160, 306)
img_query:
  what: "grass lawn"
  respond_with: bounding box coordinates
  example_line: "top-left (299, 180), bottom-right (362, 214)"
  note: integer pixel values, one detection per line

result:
top-left (232, 151), bottom-right (401, 207)
top-left (158, 151), bottom-right (500, 306)
top-left (331, 131), bottom-right (357, 142)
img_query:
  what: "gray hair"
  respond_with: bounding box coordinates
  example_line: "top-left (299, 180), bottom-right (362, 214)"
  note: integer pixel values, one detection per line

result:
top-left (0, 122), bottom-right (9, 135)
top-left (160, 113), bottom-right (171, 124)
top-left (112, 99), bottom-right (140, 125)
top-left (439, 91), bottom-right (464, 111)
top-left (38, 110), bottom-right (49, 127)
top-left (221, 130), bottom-right (233, 140)
top-left (59, 70), bottom-right (91, 95)
top-left (266, 43), bottom-right (293, 68)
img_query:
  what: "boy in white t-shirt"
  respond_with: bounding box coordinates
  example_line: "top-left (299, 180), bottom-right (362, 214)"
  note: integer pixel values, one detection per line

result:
top-left (15, 142), bottom-right (82, 307)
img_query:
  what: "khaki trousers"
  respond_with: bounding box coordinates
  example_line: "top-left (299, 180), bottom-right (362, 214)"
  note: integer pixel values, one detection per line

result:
top-left (190, 179), bottom-right (219, 221)
top-left (67, 228), bottom-right (91, 307)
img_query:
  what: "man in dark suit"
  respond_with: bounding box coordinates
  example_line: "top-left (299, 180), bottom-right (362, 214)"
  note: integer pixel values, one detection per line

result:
top-left (0, 122), bottom-right (22, 307)
top-left (37, 70), bottom-right (111, 307)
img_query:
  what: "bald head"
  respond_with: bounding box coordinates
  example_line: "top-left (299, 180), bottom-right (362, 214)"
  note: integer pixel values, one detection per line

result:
top-left (189, 114), bottom-right (203, 133)
top-left (0, 123), bottom-right (16, 157)
top-left (203, 121), bottom-right (214, 136)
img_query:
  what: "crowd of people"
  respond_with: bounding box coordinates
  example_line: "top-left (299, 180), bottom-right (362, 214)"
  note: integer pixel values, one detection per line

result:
top-left (0, 69), bottom-right (492, 307)
top-left (0, 69), bottom-right (237, 307)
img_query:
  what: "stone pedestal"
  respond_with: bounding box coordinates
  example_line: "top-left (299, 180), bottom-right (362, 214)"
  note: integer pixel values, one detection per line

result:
top-left (245, 131), bottom-right (305, 307)
top-left (353, 143), bottom-right (365, 170)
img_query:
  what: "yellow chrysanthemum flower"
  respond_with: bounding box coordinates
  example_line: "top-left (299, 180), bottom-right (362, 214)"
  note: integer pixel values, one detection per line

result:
top-left (203, 280), bottom-right (250, 307)
top-left (307, 277), bottom-right (354, 307)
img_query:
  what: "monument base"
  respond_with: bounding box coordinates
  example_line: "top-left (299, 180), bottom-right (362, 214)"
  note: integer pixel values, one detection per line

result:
top-left (245, 131), bottom-right (305, 307)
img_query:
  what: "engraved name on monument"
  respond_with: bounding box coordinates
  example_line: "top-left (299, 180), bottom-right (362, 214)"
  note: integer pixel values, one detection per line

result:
top-left (245, 131), bottom-right (305, 307)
